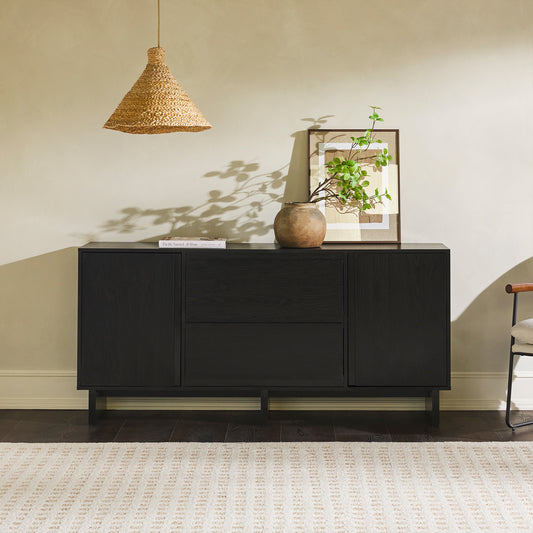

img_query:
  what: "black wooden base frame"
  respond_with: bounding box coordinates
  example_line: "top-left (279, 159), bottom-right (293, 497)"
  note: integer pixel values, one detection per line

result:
top-left (88, 388), bottom-right (441, 427)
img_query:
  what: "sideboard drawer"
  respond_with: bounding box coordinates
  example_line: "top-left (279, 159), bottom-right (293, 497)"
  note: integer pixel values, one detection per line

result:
top-left (184, 324), bottom-right (344, 386)
top-left (185, 253), bottom-right (344, 323)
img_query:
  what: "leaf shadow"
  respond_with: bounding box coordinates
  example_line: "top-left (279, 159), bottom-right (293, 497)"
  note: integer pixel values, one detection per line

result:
top-left (76, 116), bottom-right (336, 243)
top-left (91, 160), bottom-right (288, 242)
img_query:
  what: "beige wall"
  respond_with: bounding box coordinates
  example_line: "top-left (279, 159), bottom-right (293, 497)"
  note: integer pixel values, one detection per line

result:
top-left (1, 0), bottom-right (533, 408)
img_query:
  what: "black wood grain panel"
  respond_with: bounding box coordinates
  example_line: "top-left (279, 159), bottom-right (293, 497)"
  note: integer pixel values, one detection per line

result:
top-left (185, 253), bottom-right (344, 323)
top-left (184, 324), bottom-right (344, 386)
top-left (78, 252), bottom-right (179, 387)
top-left (349, 252), bottom-right (449, 387)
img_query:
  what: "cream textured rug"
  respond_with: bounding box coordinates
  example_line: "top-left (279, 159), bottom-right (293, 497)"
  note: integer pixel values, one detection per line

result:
top-left (0, 442), bottom-right (532, 532)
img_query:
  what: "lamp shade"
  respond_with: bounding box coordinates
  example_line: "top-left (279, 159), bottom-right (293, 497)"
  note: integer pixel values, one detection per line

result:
top-left (103, 47), bottom-right (211, 134)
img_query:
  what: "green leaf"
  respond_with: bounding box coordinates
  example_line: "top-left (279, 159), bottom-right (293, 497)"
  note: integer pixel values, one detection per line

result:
top-left (334, 157), bottom-right (340, 164)
top-left (361, 180), bottom-right (370, 187)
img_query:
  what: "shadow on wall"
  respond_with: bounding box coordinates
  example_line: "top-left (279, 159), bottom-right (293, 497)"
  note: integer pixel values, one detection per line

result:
top-left (283, 116), bottom-right (336, 204)
top-left (451, 256), bottom-right (533, 407)
top-left (91, 117), bottom-right (336, 242)
top-left (0, 247), bottom-right (78, 370)
top-left (96, 161), bottom-right (286, 242)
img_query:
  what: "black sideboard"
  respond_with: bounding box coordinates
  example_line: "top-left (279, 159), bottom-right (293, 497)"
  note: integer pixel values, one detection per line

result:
top-left (77, 243), bottom-right (450, 425)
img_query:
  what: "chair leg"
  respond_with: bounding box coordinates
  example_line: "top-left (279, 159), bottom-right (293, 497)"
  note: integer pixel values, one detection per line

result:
top-left (505, 350), bottom-right (533, 430)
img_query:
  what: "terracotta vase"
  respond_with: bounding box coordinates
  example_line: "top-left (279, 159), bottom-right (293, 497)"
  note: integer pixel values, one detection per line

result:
top-left (274, 202), bottom-right (326, 248)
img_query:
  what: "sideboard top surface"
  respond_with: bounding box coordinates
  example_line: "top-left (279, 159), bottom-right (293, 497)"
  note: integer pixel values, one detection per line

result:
top-left (80, 242), bottom-right (449, 252)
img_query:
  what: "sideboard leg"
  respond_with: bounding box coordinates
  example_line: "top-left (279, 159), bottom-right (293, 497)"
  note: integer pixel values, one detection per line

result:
top-left (88, 390), bottom-right (106, 425)
top-left (430, 389), bottom-right (440, 427)
top-left (260, 390), bottom-right (269, 423)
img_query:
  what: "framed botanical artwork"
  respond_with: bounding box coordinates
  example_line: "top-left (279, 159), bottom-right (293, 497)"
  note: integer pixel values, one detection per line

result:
top-left (308, 128), bottom-right (400, 243)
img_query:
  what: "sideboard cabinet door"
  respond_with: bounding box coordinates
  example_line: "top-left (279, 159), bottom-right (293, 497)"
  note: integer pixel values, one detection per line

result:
top-left (78, 252), bottom-right (180, 387)
top-left (349, 252), bottom-right (449, 387)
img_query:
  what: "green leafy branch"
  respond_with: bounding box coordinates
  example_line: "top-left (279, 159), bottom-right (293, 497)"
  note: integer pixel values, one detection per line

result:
top-left (308, 106), bottom-right (393, 213)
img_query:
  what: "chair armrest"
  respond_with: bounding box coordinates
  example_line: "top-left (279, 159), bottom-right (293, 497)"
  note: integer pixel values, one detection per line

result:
top-left (505, 283), bottom-right (533, 294)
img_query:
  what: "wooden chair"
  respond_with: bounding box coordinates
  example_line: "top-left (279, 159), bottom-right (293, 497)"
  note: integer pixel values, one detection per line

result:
top-left (505, 283), bottom-right (533, 429)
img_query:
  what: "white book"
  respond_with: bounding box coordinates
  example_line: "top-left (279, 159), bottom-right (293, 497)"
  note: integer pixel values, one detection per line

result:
top-left (158, 237), bottom-right (227, 249)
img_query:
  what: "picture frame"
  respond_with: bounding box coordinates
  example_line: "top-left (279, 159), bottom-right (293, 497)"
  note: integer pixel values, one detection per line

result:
top-left (308, 128), bottom-right (401, 243)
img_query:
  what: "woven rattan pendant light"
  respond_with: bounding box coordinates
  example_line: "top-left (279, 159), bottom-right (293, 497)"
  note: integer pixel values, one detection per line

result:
top-left (104, 0), bottom-right (211, 134)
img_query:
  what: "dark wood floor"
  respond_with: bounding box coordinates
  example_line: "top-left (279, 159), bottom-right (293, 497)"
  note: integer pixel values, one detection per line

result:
top-left (1, 410), bottom-right (532, 442)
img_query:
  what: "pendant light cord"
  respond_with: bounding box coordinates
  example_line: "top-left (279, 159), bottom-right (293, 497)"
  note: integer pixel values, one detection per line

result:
top-left (157, 0), bottom-right (160, 47)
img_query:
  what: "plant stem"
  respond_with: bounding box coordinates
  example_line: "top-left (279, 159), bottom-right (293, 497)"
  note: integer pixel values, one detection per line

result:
top-left (309, 175), bottom-right (336, 202)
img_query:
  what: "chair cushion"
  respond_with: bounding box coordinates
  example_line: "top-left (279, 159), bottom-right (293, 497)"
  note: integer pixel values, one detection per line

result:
top-left (512, 343), bottom-right (533, 354)
top-left (511, 319), bottom-right (533, 344)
